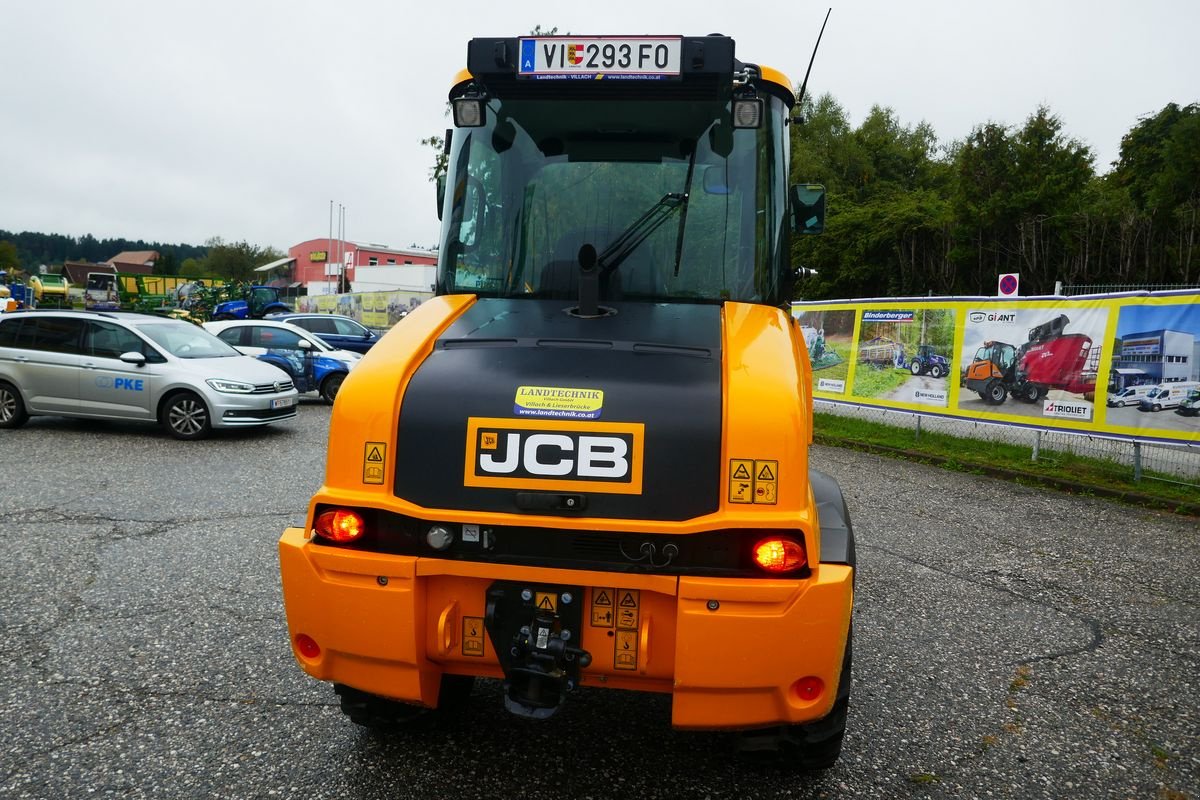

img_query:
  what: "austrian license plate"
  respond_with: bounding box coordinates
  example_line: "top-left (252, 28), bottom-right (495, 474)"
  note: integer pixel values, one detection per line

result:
top-left (517, 37), bottom-right (681, 79)
top-left (272, 397), bottom-right (296, 409)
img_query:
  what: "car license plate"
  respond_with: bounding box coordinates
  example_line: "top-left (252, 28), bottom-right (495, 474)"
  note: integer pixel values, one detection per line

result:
top-left (272, 397), bottom-right (296, 409)
top-left (517, 37), bottom-right (681, 79)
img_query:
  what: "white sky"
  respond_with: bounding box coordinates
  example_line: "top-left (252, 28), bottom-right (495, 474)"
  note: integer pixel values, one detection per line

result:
top-left (1, 0), bottom-right (1195, 256)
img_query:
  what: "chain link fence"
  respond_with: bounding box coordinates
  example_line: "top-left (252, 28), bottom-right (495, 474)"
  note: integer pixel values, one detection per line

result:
top-left (815, 400), bottom-right (1200, 486)
top-left (1060, 282), bottom-right (1199, 296)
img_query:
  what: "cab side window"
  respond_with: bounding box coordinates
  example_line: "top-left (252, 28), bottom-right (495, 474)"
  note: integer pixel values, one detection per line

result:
top-left (28, 317), bottom-right (85, 354)
top-left (85, 321), bottom-right (157, 360)
top-left (301, 317), bottom-right (337, 335)
top-left (252, 327), bottom-right (304, 350)
top-left (0, 318), bottom-right (22, 347)
top-left (216, 328), bottom-right (246, 347)
top-left (332, 318), bottom-right (366, 336)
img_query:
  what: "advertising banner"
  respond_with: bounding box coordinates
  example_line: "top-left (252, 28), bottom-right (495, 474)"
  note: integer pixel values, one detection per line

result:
top-left (793, 292), bottom-right (1200, 446)
top-left (297, 289), bottom-right (433, 329)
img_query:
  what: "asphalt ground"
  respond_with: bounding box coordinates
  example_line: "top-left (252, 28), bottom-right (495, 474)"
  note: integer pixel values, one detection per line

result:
top-left (1, 403), bottom-right (1196, 799)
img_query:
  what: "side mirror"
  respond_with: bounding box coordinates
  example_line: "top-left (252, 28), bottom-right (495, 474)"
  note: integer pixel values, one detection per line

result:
top-left (119, 351), bottom-right (146, 366)
top-left (297, 339), bottom-right (313, 350)
top-left (790, 184), bottom-right (826, 235)
top-left (436, 173), bottom-right (446, 221)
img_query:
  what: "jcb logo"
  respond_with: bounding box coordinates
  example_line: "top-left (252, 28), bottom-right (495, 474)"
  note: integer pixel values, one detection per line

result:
top-left (464, 417), bottom-right (644, 495)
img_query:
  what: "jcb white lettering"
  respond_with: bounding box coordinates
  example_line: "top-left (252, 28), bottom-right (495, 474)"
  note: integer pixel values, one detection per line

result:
top-left (523, 434), bottom-right (574, 476)
top-left (577, 436), bottom-right (628, 478)
top-left (479, 433), bottom-right (520, 473)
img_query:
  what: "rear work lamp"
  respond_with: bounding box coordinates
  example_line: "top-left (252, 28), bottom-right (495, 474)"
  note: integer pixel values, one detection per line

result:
top-left (453, 92), bottom-right (487, 127)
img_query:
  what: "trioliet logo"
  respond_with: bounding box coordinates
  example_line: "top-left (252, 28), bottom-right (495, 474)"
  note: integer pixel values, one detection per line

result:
top-left (464, 417), bottom-right (644, 494)
top-left (1042, 399), bottom-right (1093, 421)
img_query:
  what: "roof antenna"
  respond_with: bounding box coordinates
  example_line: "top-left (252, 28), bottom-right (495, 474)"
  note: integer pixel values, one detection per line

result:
top-left (795, 8), bottom-right (831, 120)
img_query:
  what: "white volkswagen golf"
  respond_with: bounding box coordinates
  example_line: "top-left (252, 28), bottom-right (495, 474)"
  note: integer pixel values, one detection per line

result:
top-left (0, 310), bottom-right (299, 440)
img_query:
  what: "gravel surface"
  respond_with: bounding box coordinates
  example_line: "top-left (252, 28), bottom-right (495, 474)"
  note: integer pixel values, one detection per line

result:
top-left (1, 404), bottom-right (1196, 799)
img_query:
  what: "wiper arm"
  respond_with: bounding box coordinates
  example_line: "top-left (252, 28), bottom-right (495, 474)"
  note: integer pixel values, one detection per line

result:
top-left (596, 192), bottom-right (686, 274)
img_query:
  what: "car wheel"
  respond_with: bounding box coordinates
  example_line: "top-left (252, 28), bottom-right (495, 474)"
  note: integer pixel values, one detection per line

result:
top-left (1153, 404), bottom-right (1161, 412)
top-left (161, 391), bottom-right (212, 440)
top-left (320, 372), bottom-right (346, 405)
top-left (929, 364), bottom-right (944, 379)
top-left (0, 381), bottom-right (29, 429)
top-left (334, 675), bottom-right (475, 730)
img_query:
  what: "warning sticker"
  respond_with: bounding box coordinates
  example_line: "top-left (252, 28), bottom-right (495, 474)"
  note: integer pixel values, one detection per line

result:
top-left (729, 459), bottom-right (754, 504)
top-left (614, 630), bottom-right (638, 670)
top-left (590, 588), bottom-right (615, 627)
top-left (616, 589), bottom-right (640, 631)
top-left (753, 459), bottom-right (778, 505)
top-left (535, 592), bottom-right (558, 613)
top-left (462, 616), bottom-right (485, 657)
top-left (363, 442), bottom-right (386, 484)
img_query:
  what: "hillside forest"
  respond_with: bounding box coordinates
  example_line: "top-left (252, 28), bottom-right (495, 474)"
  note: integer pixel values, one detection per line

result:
top-left (789, 96), bottom-right (1199, 299)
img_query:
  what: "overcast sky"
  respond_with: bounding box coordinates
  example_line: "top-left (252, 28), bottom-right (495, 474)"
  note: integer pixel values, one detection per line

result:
top-left (2, 1), bottom-right (1196, 256)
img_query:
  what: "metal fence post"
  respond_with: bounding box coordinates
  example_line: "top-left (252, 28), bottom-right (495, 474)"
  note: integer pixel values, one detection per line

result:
top-left (1133, 441), bottom-right (1143, 482)
top-left (915, 415), bottom-right (921, 441)
top-left (1032, 430), bottom-right (1041, 462)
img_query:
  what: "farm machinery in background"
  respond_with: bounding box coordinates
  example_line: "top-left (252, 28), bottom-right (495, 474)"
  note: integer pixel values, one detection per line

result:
top-left (801, 325), bottom-right (844, 370)
top-left (857, 337), bottom-right (949, 378)
top-left (1, 272), bottom-right (72, 310)
top-left (964, 314), bottom-right (1099, 405)
top-left (84, 272), bottom-right (290, 323)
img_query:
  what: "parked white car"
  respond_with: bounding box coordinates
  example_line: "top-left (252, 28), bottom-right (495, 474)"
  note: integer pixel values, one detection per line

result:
top-left (0, 310), bottom-right (298, 439)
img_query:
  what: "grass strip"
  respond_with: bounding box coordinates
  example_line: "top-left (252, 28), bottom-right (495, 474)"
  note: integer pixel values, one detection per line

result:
top-left (813, 412), bottom-right (1200, 517)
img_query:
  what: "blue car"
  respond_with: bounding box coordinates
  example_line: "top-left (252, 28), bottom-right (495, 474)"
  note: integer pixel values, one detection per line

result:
top-left (203, 320), bottom-right (360, 404)
top-left (265, 313), bottom-right (379, 354)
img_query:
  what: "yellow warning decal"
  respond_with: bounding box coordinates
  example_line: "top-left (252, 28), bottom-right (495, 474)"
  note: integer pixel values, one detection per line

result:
top-left (363, 442), bottom-right (386, 484)
top-left (462, 616), bottom-right (485, 657)
top-left (614, 630), bottom-right (638, 670)
top-left (753, 459), bottom-right (779, 505)
top-left (535, 592), bottom-right (558, 613)
top-left (729, 459), bottom-right (754, 504)
top-left (616, 589), bottom-right (640, 631)
top-left (590, 588), bottom-right (615, 627)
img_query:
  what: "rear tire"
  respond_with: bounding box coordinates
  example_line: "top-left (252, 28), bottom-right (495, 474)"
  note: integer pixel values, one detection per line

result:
top-left (161, 391), bottom-right (212, 440)
top-left (335, 675), bottom-right (475, 730)
top-left (0, 381), bottom-right (29, 429)
top-left (929, 364), bottom-right (944, 379)
top-left (320, 372), bottom-right (345, 405)
top-left (736, 626), bottom-right (852, 769)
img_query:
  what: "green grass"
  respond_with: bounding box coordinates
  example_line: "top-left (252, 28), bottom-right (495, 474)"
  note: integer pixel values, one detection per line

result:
top-left (851, 363), bottom-right (911, 399)
top-left (813, 411), bottom-right (1200, 515)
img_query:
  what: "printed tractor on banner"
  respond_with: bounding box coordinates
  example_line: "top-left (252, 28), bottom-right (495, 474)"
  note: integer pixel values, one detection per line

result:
top-left (964, 314), bottom-right (1100, 405)
top-left (801, 325), bottom-right (843, 370)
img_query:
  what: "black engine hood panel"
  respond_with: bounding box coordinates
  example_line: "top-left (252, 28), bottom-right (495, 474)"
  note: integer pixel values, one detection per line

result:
top-left (394, 299), bottom-right (722, 521)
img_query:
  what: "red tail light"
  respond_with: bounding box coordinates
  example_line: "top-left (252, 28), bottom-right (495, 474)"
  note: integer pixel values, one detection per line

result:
top-left (315, 509), bottom-right (366, 543)
top-left (294, 634), bottom-right (321, 659)
top-left (752, 535), bottom-right (807, 573)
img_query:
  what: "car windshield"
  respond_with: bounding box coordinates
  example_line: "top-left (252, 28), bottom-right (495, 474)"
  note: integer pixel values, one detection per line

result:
top-left (438, 92), bottom-right (789, 304)
top-left (137, 322), bottom-right (241, 359)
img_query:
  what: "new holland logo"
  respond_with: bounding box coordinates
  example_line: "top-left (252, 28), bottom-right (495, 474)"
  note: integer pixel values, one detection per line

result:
top-left (464, 417), bottom-right (645, 494)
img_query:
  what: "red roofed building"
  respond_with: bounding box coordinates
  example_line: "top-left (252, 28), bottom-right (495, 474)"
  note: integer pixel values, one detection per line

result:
top-left (105, 250), bottom-right (159, 273)
top-left (287, 239), bottom-right (437, 295)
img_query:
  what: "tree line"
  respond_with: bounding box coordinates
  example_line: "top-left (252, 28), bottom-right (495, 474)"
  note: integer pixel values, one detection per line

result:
top-left (0, 230), bottom-right (284, 284)
top-left (790, 97), bottom-right (1199, 299)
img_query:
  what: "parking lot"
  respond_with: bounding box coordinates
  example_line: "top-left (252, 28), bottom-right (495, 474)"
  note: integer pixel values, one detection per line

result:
top-left (1, 403), bottom-right (1196, 798)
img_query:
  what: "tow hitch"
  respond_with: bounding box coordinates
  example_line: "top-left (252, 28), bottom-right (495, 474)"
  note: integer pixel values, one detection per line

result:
top-left (484, 582), bottom-right (592, 719)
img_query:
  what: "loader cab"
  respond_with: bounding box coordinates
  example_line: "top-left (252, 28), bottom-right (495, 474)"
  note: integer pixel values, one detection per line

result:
top-left (436, 35), bottom-right (823, 311)
top-left (971, 341), bottom-right (1017, 377)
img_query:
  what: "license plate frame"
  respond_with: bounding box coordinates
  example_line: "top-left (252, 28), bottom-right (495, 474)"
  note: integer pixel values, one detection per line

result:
top-left (517, 37), bottom-right (682, 79)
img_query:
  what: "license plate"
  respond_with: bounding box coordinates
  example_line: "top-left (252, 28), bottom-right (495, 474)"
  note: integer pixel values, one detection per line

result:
top-left (272, 397), bottom-right (296, 409)
top-left (517, 37), bottom-right (681, 79)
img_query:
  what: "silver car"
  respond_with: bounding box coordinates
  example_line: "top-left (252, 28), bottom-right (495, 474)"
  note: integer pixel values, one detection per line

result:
top-left (0, 310), bottom-right (299, 440)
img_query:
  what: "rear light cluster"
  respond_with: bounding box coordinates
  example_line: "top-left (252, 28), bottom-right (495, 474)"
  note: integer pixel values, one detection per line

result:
top-left (752, 535), bottom-right (808, 574)
top-left (314, 509), bottom-right (366, 543)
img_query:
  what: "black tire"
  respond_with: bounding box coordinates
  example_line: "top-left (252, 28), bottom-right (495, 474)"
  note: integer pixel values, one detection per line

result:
top-left (985, 380), bottom-right (1008, 405)
top-left (161, 391), bottom-right (212, 440)
top-left (214, 313), bottom-right (235, 321)
top-left (0, 381), bottom-right (29, 429)
top-left (929, 364), bottom-right (944, 379)
top-left (910, 361), bottom-right (922, 376)
top-left (1152, 404), bottom-right (1161, 412)
top-left (335, 674), bottom-right (475, 730)
top-left (735, 627), bottom-right (852, 769)
top-left (320, 372), bottom-right (346, 405)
